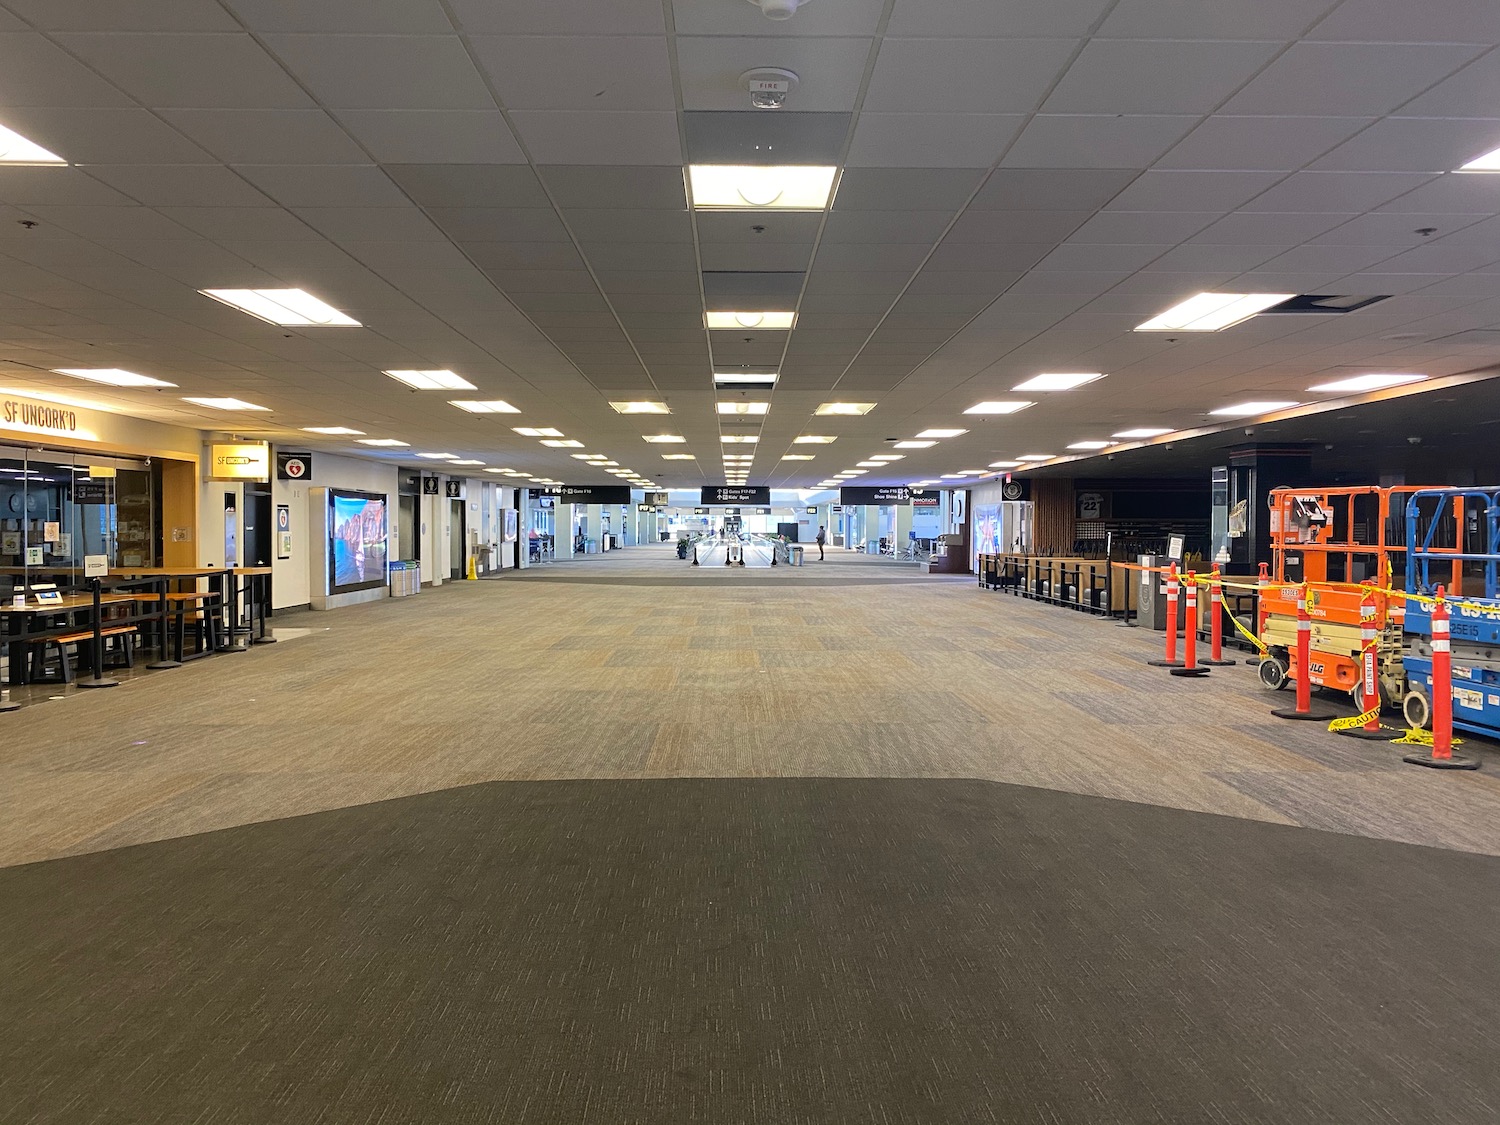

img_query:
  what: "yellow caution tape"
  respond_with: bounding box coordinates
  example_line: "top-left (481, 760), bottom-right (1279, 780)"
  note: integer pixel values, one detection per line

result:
top-left (1328, 708), bottom-right (1382, 732)
top-left (1225, 609), bottom-right (1269, 655)
top-left (1391, 727), bottom-right (1465, 747)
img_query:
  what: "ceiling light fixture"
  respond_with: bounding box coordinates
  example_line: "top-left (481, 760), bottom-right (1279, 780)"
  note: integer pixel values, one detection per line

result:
top-left (303, 426), bottom-right (366, 436)
top-left (1017, 454), bottom-right (1053, 462)
top-left (721, 435), bottom-right (759, 444)
top-left (855, 461), bottom-right (885, 468)
top-left (642, 434), bottom-right (686, 443)
top-left (1012, 373), bottom-right (1105, 392)
top-left (815, 402), bottom-right (876, 416)
top-left (662, 453), bottom-right (695, 460)
top-left (782, 454), bottom-right (814, 460)
top-left (1066, 442), bottom-right (1111, 451)
top-left (989, 460), bottom-right (1023, 468)
top-left (962, 401), bottom-right (1032, 415)
top-left (716, 401), bottom-right (770, 415)
top-left (0, 122), bottom-right (65, 165)
top-left (1457, 146), bottom-right (1500, 172)
top-left (793, 435), bottom-right (836, 444)
top-left (609, 401), bottom-right (671, 414)
top-left (513, 427), bottom-right (563, 438)
top-left (450, 459), bottom-right (485, 466)
top-left (1307, 373), bottom-right (1427, 393)
top-left (52, 368), bottom-right (176, 388)
top-left (182, 396), bottom-right (269, 411)
top-left (869, 454), bottom-right (904, 461)
top-left (1209, 401), bottom-right (1301, 417)
top-left (416, 452), bottom-right (457, 460)
top-left (688, 164), bottom-right (837, 210)
top-left (915, 428), bottom-right (967, 439)
top-left (893, 440), bottom-right (936, 449)
top-left (384, 369), bottom-right (474, 391)
top-left (714, 372), bottom-right (778, 386)
top-left (705, 311), bottom-right (796, 330)
top-left (1113, 427), bottom-right (1173, 439)
top-left (1135, 293), bottom-right (1294, 332)
top-left (202, 288), bottom-right (360, 327)
top-left (357, 438), bottom-right (409, 447)
top-left (540, 439), bottom-right (584, 448)
top-left (449, 399), bottom-right (519, 413)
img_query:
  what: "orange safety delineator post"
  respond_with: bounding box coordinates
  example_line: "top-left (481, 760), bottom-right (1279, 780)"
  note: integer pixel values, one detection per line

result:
top-left (1202, 568), bottom-right (1236, 667)
top-left (1247, 562), bottom-right (1271, 665)
top-left (1170, 572), bottom-right (1210, 677)
top-left (1404, 586), bottom-right (1480, 770)
top-left (1147, 563), bottom-right (1184, 667)
top-left (1340, 586), bottom-right (1394, 741)
top-left (1271, 583), bottom-right (1337, 721)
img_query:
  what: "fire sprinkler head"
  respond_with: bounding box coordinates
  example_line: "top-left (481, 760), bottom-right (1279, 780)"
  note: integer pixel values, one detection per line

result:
top-left (747, 0), bottom-right (809, 21)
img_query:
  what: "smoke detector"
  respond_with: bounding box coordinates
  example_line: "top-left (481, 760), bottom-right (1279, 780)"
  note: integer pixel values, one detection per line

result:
top-left (741, 67), bottom-right (799, 109)
top-left (747, 0), bottom-right (809, 21)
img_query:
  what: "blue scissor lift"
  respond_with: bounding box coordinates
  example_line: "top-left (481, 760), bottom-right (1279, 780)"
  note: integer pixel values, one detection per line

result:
top-left (1401, 489), bottom-right (1500, 740)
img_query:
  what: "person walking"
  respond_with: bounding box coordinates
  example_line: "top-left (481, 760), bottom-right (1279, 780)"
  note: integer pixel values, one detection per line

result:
top-left (816, 524), bottom-right (826, 561)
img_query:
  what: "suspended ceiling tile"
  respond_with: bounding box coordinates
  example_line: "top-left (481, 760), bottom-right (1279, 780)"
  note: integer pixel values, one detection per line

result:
top-left (57, 32), bottom-right (315, 110)
top-left (446, 0), bottom-right (664, 35)
top-left (672, 0), bottom-right (884, 36)
top-left (1098, 0), bottom-right (1338, 38)
top-left (425, 207), bottom-right (570, 242)
top-left (509, 111), bottom-right (682, 164)
top-left (484, 270), bottom-right (602, 293)
top-left (834, 168), bottom-right (985, 212)
top-left (594, 271), bottom-right (702, 295)
top-left (263, 34), bottom-right (494, 110)
top-left (0, 32), bottom-right (136, 107)
top-left (564, 209), bottom-right (694, 244)
top-left (701, 271), bottom-right (804, 302)
top-left (1240, 171), bottom-right (1439, 213)
top-left (471, 242), bottom-right (589, 270)
top-left (847, 113), bottom-right (1025, 169)
top-left (970, 167), bottom-right (1139, 211)
top-left (538, 166), bottom-right (687, 210)
top-left (946, 209), bottom-right (1092, 244)
top-left (863, 37), bottom-right (1079, 113)
top-left (471, 35), bottom-right (675, 112)
top-left (676, 36), bottom-right (871, 113)
top-left (1101, 170), bottom-right (1284, 212)
top-left (682, 111), bottom-right (851, 164)
top-left (383, 164), bottom-right (548, 208)
top-left (698, 242), bottom-right (814, 272)
top-left (887, 0), bottom-right (1112, 37)
top-left (585, 242), bottom-right (698, 271)
top-left (1307, 0), bottom-right (1500, 42)
top-left (1310, 118), bottom-right (1500, 174)
top-left (337, 110), bottom-right (526, 163)
top-left (1001, 115), bottom-right (1198, 169)
top-left (1401, 51), bottom-right (1500, 118)
top-left (160, 108), bottom-right (365, 163)
top-left (1047, 39), bottom-right (1283, 115)
top-left (1223, 43), bottom-right (1485, 117)
top-left (223, 0), bottom-right (457, 34)
top-left (5, 0), bottom-right (240, 31)
top-left (695, 211), bottom-right (822, 245)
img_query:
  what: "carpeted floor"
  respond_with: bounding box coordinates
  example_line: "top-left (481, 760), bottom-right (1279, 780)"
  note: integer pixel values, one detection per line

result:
top-left (4, 776), bottom-right (1499, 1125)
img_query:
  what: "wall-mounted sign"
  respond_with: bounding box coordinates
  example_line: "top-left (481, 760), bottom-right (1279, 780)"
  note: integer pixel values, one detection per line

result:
top-left (755, 507), bottom-right (771, 514)
top-left (911, 493), bottom-right (940, 507)
top-left (422, 476), bottom-right (440, 495)
top-left (275, 503), bottom-right (292, 560)
top-left (445, 479), bottom-right (463, 499)
top-left (646, 491), bottom-right (669, 506)
top-left (701, 486), bottom-right (770, 505)
top-left (637, 504), bottom-right (657, 513)
top-left (207, 442), bottom-right (269, 482)
top-left (831, 505), bottom-right (844, 514)
top-left (1001, 479), bottom-right (1029, 501)
top-left (806, 506), bottom-right (817, 514)
top-left (537, 485), bottom-right (632, 504)
top-left (83, 554), bottom-right (108, 578)
top-left (840, 485), bottom-right (912, 505)
top-left (1, 395), bottom-right (87, 440)
top-left (73, 481), bottom-right (110, 504)
top-left (694, 507), bottom-right (709, 515)
top-left (1077, 490), bottom-right (1107, 521)
top-left (276, 451), bottom-right (312, 481)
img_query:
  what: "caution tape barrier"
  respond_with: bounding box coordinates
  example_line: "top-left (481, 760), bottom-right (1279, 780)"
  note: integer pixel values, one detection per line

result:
top-left (1328, 708), bottom-right (1382, 732)
top-left (1391, 727), bottom-right (1464, 748)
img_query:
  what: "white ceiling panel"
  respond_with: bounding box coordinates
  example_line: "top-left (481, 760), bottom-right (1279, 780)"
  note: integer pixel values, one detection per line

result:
top-left (1044, 39), bottom-right (1283, 115)
top-left (233, 165), bottom-right (407, 208)
top-left (449, 0), bottom-right (665, 35)
top-left (1102, 170), bottom-right (1282, 212)
top-left (160, 109), bottom-right (367, 163)
top-left (0, 167), bottom-right (133, 206)
top-left (264, 35), bottom-right (495, 110)
top-left (223, 0), bottom-right (457, 34)
top-left (1158, 115), bottom-right (1374, 172)
top-left (87, 165), bottom-right (276, 207)
top-left (863, 38), bottom-right (1080, 114)
top-left (1000, 114), bottom-right (1197, 168)
top-left (847, 113), bottom-right (1024, 168)
top-left (57, 32), bottom-right (314, 109)
top-left (1097, 0), bottom-right (1337, 39)
top-left (1223, 43), bottom-right (1485, 117)
top-left (887, 0), bottom-right (1112, 38)
top-left (474, 36), bottom-right (675, 112)
top-left (1066, 210), bottom-right (1218, 244)
top-left (1032, 244), bottom-right (1167, 272)
top-left (835, 168), bottom-right (986, 211)
top-left (508, 111), bottom-right (682, 165)
top-left (337, 110), bottom-right (526, 163)
top-left (970, 167), bottom-right (1139, 211)
top-left (1187, 211), bottom-right (1356, 245)
top-left (1241, 171), bottom-right (1438, 213)
top-left (671, 0), bottom-right (884, 37)
top-left (159, 206), bottom-right (321, 242)
top-left (676, 36), bottom-right (871, 112)
top-left (4, 107), bottom-right (214, 164)
top-left (0, 32), bottom-right (135, 107)
top-left (2, 0), bottom-right (239, 32)
top-left (1308, 0), bottom-right (1500, 43)
top-left (1310, 117), bottom-right (1500, 173)
top-left (1400, 51), bottom-right (1500, 119)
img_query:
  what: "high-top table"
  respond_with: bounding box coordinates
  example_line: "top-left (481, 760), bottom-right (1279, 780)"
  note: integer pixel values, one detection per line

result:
top-left (1, 592), bottom-right (136, 685)
top-left (108, 568), bottom-right (228, 664)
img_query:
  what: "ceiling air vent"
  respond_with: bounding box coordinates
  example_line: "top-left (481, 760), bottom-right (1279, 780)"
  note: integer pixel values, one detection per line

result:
top-left (1262, 294), bottom-right (1390, 314)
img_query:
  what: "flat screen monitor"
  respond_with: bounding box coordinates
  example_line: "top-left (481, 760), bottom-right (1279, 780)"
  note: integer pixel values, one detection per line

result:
top-left (329, 489), bottom-right (388, 594)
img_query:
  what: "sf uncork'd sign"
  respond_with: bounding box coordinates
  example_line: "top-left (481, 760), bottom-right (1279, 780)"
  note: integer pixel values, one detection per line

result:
top-left (208, 442), bottom-right (269, 482)
top-left (2, 397), bottom-right (82, 439)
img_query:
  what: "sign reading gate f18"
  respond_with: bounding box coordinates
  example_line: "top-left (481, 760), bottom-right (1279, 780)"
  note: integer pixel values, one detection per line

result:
top-left (840, 485), bottom-right (912, 505)
top-left (702, 486), bottom-right (770, 505)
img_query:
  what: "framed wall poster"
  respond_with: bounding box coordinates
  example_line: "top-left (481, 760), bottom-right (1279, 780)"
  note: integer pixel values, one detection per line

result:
top-left (276, 503), bottom-right (292, 560)
top-left (503, 509), bottom-right (518, 542)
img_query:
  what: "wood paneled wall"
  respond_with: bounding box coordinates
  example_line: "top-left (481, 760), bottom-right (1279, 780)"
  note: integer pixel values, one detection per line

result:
top-left (1031, 477), bottom-right (1075, 552)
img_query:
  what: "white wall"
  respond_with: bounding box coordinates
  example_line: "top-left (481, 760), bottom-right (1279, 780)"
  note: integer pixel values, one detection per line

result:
top-left (270, 448), bottom-right (398, 610)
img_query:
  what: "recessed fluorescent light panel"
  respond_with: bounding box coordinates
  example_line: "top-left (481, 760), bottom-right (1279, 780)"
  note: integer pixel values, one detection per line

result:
top-left (609, 401), bottom-right (671, 414)
top-left (782, 454), bottom-right (815, 460)
top-left (385, 369), bottom-right (475, 391)
top-left (962, 401), bottom-right (1032, 415)
top-left (0, 123), bottom-right (65, 165)
top-left (357, 438), bottom-right (409, 447)
top-left (688, 165), bottom-right (838, 210)
top-left (815, 402), bottom-right (876, 416)
top-left (1013, 373), bottom-right (1105, 392)
top-left (202, 288), bottom-right (360, 327)
top-left (1135, 293), bottom-right (1294, 332)
top-left (1017, 455), bottom-right (1053, 462)
top-left (53, 368), bottom-right (176, 388)
top-left (989, 460), bottom-right (1023, 468)
top-left (1113, 427), bottom-right (1173, 439)
top-left (869, 454), bottom-right (904, 461)
top-left (1066, 442), bottom-right (1110, 451)
top-left (1209, 401), bottom-right (1301, 417)
top-left (450, 459), bottom-right (484, 466)
top-left (661, 453), bottom-right (695, 460)
top-left (716, 401), bottom-right (770, 415)
top-left (720, 435), bottom-right (759, 444)
top-left (416, 452), bottom-right (457, 460)
top-left (513, 427), bottom-right (563, 438)
top-left (855, 461), bottom-right (885, 468)
top-left (182, 397), bottom-right (269, 411)
top-left (304, 426), bottom-right (365, 436)
top-left (793, 435), bottom-right (836, 444)
top-left (540, 439), bottom-right (584, 448)
top-left (1307, 373), bottom-right (1427, 393)
top-left (642, 434), bottom-right (686, 443)
top-left (1458, 146), bottom-right (1500, 172)
top-left (714, 372), bottom-right (778, 389)
top-left (449, 399), bottom-right (519, 413)
top-left (705, 311), bottom-right (796, 330)
top-left (893, 440), bottom-right (936, 449)
top-left (915, 428), bottom-right (967, 439)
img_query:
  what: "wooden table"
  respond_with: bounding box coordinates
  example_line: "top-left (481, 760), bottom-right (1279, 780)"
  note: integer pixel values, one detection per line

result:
top-left (1, 593), bottom-right (135, 685)
top-left (227, 567), bottom-right (275, 649)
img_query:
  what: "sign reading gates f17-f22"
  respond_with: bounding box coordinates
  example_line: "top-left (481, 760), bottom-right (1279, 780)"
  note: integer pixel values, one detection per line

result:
top-left (701, 486), bottom-right (770, 505)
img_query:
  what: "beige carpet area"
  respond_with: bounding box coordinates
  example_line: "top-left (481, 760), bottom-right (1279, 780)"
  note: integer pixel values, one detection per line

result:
top-left (4, 543), bottom-right (1499, 868)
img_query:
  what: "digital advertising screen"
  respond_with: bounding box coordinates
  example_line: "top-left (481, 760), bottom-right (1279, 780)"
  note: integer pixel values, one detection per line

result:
top-left (329, 489), bottom-right (388, 593)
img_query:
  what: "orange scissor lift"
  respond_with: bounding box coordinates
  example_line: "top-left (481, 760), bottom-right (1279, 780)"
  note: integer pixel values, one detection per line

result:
top-left (1258, 486), bottom-right (1424, 704)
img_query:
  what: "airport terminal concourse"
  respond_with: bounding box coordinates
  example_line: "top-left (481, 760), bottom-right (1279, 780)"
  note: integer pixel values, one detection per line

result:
top-left (6, 2), bottom-right (1500, 1123)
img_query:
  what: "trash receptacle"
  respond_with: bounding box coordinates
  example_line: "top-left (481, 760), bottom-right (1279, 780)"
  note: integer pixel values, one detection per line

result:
top-left (790, 545), bottom-right (804, 566)
top-left (1135, 554), bottom-right (1173, 632)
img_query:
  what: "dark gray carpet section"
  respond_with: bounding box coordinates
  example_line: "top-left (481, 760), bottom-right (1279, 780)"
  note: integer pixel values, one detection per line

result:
top-left (4, 777), bottom-right (1499, 1125)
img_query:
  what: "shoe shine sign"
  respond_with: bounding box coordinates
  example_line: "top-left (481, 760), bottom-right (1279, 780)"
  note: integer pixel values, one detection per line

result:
top-left (701, 486), bottom-right (771, 505)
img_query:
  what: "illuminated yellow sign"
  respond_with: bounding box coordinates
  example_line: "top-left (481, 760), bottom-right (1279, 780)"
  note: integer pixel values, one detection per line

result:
top-left (208, 442), bottom-right (269, 481)
top-left (1, 395), bottom-right (99, 441)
